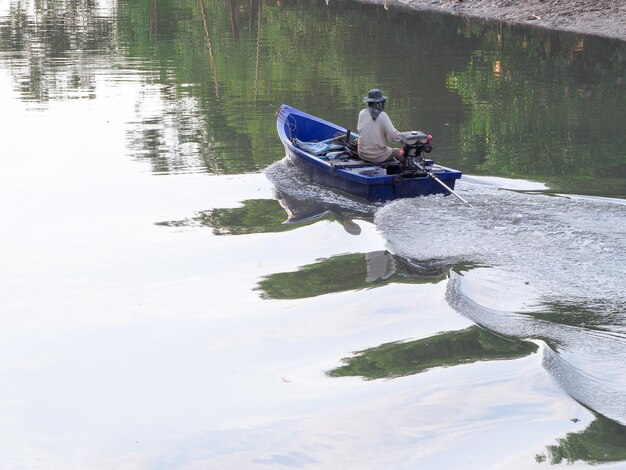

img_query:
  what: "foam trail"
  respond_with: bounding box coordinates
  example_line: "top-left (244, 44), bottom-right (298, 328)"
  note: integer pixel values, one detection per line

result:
top-left (375, 183), bottom-right (625, 423)
top-left (264, 158), bottom-right (376, 215)
top-left (377, 184), bottom-right (626, 320)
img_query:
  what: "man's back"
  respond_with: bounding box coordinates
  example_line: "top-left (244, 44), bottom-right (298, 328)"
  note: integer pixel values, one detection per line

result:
top-left (357, 108), bottom-right (401, 163)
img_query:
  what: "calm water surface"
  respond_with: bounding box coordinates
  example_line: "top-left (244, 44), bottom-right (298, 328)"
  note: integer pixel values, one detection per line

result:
top-left (1, 0), bottom-right (625, 468)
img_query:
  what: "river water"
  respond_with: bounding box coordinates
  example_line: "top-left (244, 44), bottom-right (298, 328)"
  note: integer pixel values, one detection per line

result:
top-left (0, 0), bottom-right (625, 468)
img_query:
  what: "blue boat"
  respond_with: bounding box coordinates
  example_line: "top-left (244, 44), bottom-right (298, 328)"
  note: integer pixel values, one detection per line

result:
top-left (276, 104), bottom-right (464, 202)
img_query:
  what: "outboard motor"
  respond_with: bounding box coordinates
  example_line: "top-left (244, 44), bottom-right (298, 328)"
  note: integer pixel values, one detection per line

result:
top-left (400, 131), bottom-right (433, 173)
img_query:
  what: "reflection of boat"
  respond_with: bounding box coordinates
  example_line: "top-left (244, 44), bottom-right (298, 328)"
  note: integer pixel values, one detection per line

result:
top-left (276, 105), bottom-right (463, 202)
top-left (272, 189), bottom-right (373, 235)
top-left (256, 251), bottom-right (468, 300)
top-left (156, 191), bottom-right (373, 236)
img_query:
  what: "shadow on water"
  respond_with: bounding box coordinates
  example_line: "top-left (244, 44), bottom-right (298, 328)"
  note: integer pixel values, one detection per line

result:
top-left (327, 325), bottom-right (538, 380)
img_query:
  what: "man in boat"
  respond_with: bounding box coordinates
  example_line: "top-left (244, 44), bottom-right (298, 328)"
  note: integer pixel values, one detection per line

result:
top-left (357, 88), bottom-right (404, 163)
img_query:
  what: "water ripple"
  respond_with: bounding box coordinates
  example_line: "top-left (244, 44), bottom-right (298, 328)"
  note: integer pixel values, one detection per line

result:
top-left (377, 184), bottom-right (626, 323)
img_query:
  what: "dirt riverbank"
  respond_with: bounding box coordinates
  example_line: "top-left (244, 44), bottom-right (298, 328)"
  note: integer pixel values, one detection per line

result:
top-left (378, 0), bottom-right (626, 42)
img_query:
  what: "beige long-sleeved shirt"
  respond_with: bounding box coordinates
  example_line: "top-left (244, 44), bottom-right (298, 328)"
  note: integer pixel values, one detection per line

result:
top-left (357, 109), bottom-right (402, 163)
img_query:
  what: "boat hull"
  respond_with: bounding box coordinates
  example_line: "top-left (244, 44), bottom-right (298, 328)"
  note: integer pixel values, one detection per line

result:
top-left (276, 105), bottom-right (462, 202)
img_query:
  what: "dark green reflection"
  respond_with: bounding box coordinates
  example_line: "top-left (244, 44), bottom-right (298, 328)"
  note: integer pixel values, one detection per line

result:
top-left (328, 326), bottom-right (538, 380)
top-left (157, 191), bottom-right (373, 235)
top-left (529, 300), bottom-right (624, 331)
top-left (445, 27), bottom-right (626, 196)
top-left (158, 199), bottom-right (299, 235)
top-left (257, 252), bottom-right (473, 299)
top-left (536, 414), bottom-right (626, 465)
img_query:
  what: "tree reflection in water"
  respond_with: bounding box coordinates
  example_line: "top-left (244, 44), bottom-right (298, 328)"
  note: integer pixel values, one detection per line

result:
top-left (327, 325), bottom-right (538, 380)
top-left (156, 188), bottom-right (375, 235)
top-left (255, 251), bottom-right (470, 299)
top-left (536, 413), bottom-right (626, 465)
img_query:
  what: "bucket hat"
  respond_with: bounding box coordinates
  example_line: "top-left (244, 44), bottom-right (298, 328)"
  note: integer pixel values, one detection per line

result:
top-left (362, 88), bottom-right (387, 103)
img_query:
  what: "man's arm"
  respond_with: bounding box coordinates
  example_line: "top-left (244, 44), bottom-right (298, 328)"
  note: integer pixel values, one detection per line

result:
top-left (382, 113), bottom-right (402, 142)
